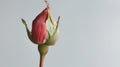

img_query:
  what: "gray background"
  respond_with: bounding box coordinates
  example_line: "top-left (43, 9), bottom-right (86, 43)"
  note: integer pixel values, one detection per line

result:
top-left (0, 0), bottom-right (120, 67)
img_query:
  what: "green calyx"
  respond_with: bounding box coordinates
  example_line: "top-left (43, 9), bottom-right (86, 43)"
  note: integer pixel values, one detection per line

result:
top-left (38, 45), bottom-right (49, 56)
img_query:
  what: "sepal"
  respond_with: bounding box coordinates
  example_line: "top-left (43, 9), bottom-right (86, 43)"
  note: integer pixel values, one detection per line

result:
top-left (45, 16), bottom-right (60, 46)
top-left (21, 18), bottom-right (37, 44)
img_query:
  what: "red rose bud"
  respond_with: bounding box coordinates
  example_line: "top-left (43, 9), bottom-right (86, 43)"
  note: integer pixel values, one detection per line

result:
top-left (21, 1), bottom-right (60, 46)
top-left (21, 1), bottom-right (60, 67)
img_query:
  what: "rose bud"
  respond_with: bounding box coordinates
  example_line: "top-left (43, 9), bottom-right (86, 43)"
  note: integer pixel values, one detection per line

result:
top-left (21, 1), bottom-right (60, 67)
top-left (21, 1), bottom-right (60, 46)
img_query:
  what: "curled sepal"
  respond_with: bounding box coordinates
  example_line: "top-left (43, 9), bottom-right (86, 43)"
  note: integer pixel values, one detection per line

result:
top-left (45, 16), bottom-right (60, 46)
top-left (21, 18), bottom-right (37, 44)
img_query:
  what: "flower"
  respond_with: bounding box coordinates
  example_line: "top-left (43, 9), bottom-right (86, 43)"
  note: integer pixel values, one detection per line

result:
top-left (21, 1), bottom-right (60, 46)
top-left (21, 1), bottom-right (60, 67)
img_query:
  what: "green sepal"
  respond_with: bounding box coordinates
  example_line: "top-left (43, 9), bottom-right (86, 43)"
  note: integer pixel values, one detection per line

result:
top-left (45, 16), bottom-right (60, 46)
top-left (21, 18), bottom-right (37, 44)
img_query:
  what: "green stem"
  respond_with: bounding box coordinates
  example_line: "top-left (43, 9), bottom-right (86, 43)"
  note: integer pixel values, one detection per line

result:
top-left (38, 45), bottom-right (48, 67)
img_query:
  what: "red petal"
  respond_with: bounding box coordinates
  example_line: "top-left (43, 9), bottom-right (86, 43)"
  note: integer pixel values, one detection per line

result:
top-left (32, 8), bottom-right (48, 44)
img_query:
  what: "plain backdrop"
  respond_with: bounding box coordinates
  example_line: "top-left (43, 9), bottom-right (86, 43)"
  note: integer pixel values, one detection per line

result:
top-left (0, 0), bottom-right (120, 67)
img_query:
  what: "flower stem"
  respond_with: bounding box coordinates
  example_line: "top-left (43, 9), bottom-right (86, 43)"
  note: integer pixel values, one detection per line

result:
top-left (38, 45), bottom-right (48, 67)
top-left (39, 55), bottom-right (45, 67)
